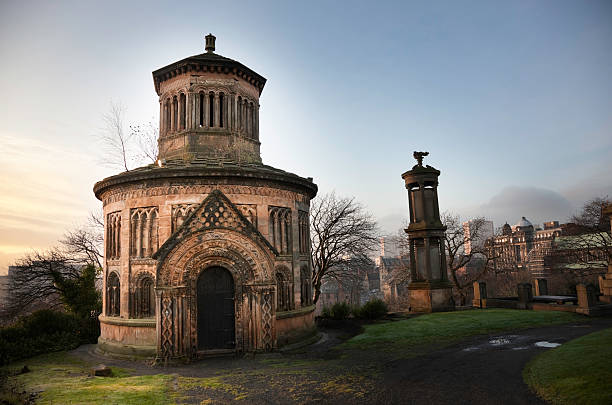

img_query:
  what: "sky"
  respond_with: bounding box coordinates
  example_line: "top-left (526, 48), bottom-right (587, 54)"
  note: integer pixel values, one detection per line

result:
top-left (0, 0), bottom-right (611, 274)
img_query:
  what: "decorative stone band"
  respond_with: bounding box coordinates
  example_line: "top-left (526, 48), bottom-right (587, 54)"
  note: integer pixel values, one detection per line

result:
top-left (98, 315), bottom-right (156, 328)
top-left (93, 165), bottom-right (318, 205)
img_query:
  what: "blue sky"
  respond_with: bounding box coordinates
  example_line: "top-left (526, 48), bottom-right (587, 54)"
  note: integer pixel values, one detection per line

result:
top-left (0, 0), bottom-right (611, 273)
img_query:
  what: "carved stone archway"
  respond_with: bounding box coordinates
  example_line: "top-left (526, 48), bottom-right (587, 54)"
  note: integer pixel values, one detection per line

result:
top-left (153, 190), bottom-right (278, 361)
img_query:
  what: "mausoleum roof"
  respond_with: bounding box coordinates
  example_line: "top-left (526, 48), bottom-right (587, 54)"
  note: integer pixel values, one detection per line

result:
top-left (152, 36), bottom-right (267, 95)
top-left (93, 158), bottom-right (317, 200)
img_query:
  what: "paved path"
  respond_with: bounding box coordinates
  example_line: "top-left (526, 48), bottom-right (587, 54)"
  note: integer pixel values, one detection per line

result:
top-left (376, 318), bottom-right (612, 405)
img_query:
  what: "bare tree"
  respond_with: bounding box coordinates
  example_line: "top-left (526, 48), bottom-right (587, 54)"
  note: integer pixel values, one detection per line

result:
top-left (7, 249), bottom-right (86, 315)
top-left (552, 196), bottom-right (611, 271)
top-left (5, 218), bottom-right (103, 319)
top-left (130, 120), bottom-right (160, 164)
top-left (101, 102), bottom-right (134, 172)
top-left (442, 213), bottom-right (496, 305)
top-left (310, 192), bottom-right (379, 304)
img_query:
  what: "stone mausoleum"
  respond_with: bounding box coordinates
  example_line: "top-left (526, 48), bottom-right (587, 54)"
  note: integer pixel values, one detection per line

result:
top-left (94, 35), bottom-right (318, 361)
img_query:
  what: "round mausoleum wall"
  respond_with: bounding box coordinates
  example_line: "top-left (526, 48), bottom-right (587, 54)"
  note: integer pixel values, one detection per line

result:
top-left (94, 35), bottom-right (318, 361)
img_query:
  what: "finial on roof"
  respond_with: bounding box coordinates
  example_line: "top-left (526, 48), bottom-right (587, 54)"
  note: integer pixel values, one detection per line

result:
top-left (205, 33), bottom-right (216, 53)
top-left (413, 151), bottom-right (429, 167)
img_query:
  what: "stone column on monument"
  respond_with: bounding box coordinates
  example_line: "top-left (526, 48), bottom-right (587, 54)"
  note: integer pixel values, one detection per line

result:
top-left (204, 92), bottom-right (210, 129)
top-left (214, 92), bottom-right (220, 128)
top-left (159, 101), bottom-right (164, 137)
top-left (254, 103), bottom-right (259, 141)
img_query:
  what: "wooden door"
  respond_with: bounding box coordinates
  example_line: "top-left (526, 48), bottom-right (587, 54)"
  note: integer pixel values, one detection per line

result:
top-left (197, 267), bottom-right (235, 350)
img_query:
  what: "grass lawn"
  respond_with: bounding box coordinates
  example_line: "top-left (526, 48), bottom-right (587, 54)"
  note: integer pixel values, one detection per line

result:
top-left (343, 308), bottom-right (584, 354)
top-left (523, 327), bottom-right (612, 405)
top-left (1, 352), bottom-right (173, 405)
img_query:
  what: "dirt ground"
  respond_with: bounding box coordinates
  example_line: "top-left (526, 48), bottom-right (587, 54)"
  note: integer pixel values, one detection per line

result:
top-left (67, 316), bottom-right (612, 404)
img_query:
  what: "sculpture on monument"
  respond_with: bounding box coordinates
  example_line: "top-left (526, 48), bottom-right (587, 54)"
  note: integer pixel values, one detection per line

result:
top-left (402, 152), bottom-right (454, 312)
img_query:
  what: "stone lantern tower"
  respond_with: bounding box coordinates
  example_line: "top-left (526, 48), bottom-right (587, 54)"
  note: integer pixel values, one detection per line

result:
top-left (402, 152), bottom-right (454, 312)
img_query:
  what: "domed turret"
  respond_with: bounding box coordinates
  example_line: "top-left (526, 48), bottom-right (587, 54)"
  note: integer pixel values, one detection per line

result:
top-left (502, 223), bottom-right (512, 235)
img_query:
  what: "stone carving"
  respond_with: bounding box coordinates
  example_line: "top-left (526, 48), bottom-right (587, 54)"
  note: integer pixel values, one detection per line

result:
top-left (106, 271), bottom-right (120, 317)
top-left (275, 265), bottom-right (293, 311)
top-left (268, 206), bottom-right (292, 255)
top-left (101, 184), bottom-right (310, 206)
top-left (172, 204), bottom-right (198, 233)
top-left (298, 210), bottom-right (309, 255)
top-left (130, 271), bottom-right (155, 318)
top-left (236, 204), bottom-right (257, 227)
top-left (160, 294), bottom-right (173, 359)
top-left (261, 288), bottom-right (275, 351)
top-left (130, 207), bottom-right (159, 258)
top-left (106, 211), bottom-right (121, 260)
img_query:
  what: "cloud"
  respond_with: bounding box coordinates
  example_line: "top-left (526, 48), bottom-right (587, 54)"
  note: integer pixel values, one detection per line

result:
top-left (464, 186), bottom-right (575, 229)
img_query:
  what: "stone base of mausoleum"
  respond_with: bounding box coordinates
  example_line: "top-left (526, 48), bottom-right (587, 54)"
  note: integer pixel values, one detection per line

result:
top-left (275, 305), bottom-right (317, 347)
top-left (95, 316), bottom-right (157, 359)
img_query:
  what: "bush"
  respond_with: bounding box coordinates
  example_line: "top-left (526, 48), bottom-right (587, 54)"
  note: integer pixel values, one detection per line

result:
top-left (329, 302), bottom-right (351, 320)
top-left (321, 306), bottom-right (332, 318)
top-left (355, 299), bottom-right (388, 320)
top-left (0, 310), bottom-right (99, 365)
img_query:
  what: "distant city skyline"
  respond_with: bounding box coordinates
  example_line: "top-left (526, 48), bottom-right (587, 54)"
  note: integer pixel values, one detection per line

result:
top-left (1, 0), bottom-right (611, 274)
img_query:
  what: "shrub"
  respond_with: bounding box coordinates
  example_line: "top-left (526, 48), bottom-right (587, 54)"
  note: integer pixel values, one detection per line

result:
top-left (0, 310), bottom-right (99, 365)
top-left (321, 306), bottom-right (332, 318)
top-left (330, 302), bottom-right (351, 320)
top-left (355, 299), bottom-right (388, 320)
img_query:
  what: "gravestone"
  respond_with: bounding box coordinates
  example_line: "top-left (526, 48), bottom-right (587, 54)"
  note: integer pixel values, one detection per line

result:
top-left (534, 278), bottom-right (548, 296)
top-left (517, 283), bottom-right (533, 309)
top-left (472, 282), bottom-right (487, 308)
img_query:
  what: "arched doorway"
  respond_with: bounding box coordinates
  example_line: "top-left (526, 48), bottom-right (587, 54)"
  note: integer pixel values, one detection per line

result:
top-left (197, 266), bottom-right (235, 350)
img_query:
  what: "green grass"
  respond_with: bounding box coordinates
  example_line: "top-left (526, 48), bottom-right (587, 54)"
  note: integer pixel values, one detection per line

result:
top-left (3, 352), bottom-right (172, 405)
top-left (524, 327), bottom-right (612, 405)
top-left (343, 309), bottom-right (583, 353)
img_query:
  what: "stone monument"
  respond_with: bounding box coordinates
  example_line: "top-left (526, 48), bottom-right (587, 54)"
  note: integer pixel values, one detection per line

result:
top-left (94, 34), bottom-right (318, 361)
top-left (402, 152), bottom-right (454, 312)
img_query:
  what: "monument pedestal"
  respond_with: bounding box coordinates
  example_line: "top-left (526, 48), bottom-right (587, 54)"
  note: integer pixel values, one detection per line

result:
top-left (408, 282), bottom-right (454, 313)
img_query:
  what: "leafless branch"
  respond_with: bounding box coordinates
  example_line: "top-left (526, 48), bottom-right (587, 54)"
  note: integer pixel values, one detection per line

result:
top-left (310, 192), bottom-right (379, 304)
top-left (100, 102), bottom-right (133, 172)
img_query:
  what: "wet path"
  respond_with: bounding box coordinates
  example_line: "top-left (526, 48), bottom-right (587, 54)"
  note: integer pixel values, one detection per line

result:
top-left (377, 318), bottom-right (612, 405)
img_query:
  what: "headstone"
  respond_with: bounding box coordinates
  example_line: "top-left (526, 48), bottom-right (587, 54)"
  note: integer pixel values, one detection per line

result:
top-left (534, 278), bottom-right (548, 296)
top-left (91, 365), bottom-right (112, 377)
top-left (472, 282), bottom-right (487, 308)
top-left (576, 284), bottom-right (597, 309)
top-left (517, 283), bottom-right (533, 309)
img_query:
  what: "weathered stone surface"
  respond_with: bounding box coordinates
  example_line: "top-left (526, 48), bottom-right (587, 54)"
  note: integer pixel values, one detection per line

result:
top-left (91, 365), bottom-right (112, 377)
